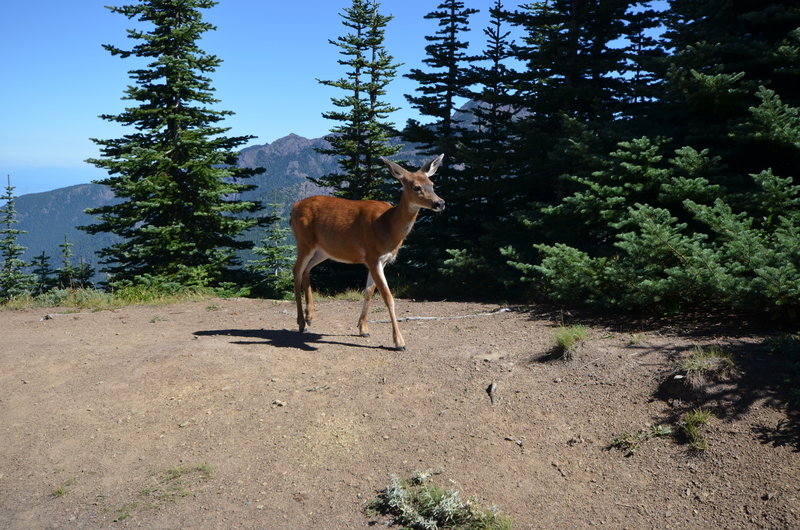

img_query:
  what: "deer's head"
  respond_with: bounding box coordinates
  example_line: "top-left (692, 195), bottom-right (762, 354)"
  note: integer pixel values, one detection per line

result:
top-left (382, 155), bottom-right (445, 213)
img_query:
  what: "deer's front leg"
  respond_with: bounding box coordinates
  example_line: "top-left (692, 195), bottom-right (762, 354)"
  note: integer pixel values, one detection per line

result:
top-left (367, 261), bottom-right (405, 351)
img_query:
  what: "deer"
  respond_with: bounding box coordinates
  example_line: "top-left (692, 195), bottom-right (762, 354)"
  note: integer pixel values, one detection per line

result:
top-left (290, 154), bottom-right (445, 351)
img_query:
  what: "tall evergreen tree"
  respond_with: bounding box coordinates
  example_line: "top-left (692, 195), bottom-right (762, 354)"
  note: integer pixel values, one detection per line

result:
top-left (0, 176), bottom-right (33, 301)
top-left (313, 0), bottom-right (402, 201)
top-left (403, 0), bottom-right (478, 158)
top-left (400, 0), bottom-right (478, 295)
top-left (505, 0), bottom-right (656, 207)
top-left (510, 2), bottom-right (800, 318)
top-left (440, 0), bottom-right (518, 293)
top-left (82, 0), bottom-right (264, 287)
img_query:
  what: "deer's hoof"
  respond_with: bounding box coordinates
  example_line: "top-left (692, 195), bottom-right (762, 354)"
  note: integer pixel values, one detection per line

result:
top-left (360, 332), bottom-right (370, 338)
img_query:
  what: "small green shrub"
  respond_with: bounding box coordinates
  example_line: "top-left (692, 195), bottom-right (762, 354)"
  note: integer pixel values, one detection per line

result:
top-left (52, 477), bottom-right (77, 498)
top-left (681, 408), bottom-right (711, 452)
top-left (552, 325), bottom-right (588, 360)
top-left (678, 345), bottom-right (737, 378)
top-left (609, 424), bottom-right (672, 456)
top-left (368, 471), bottom-right (513, 530)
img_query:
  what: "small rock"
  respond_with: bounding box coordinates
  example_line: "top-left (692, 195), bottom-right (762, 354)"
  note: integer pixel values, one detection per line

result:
top-left (272, 400), bottom-right (287, 407)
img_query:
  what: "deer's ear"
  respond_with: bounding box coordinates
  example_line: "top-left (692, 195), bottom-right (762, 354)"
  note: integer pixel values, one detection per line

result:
top-left (381, 157), bottom-right (407, 181)
top-left (421, 154), bottom-right (444, 177)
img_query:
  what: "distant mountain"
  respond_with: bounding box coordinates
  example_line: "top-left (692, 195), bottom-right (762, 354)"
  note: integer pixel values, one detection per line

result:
top-left (16, 183), bottom-right (119, 277)
top-left (15, 132), bottom-right (425, 276)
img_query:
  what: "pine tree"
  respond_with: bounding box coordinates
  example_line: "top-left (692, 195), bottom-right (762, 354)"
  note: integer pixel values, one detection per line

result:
top-left (399, 0), bottom-right (478, 295)
top-left (30, 251), bottom-right (56, 294)
top-left (56, 235), bottom-right (76, 289)
top-left (403, 0), bottom-right (478, 157)
top-left (313, 0), bottom-right (402, 201)
top-left (248, 202), bottom-right (295, 299)
top-left (73, 258), bottom-right (96, 290)
top-left (440, 0), bottom-right (518, 293)
top-left (55, 235), bottom-right (95, 290)
top-left (0, 176), bottom-right (33, 301)
top-left (504, 0), bottom-right (655, 207)
top-left (516, 92), bottom-right (800, 318)
top-left (82, 0), bottom-right (264, 287)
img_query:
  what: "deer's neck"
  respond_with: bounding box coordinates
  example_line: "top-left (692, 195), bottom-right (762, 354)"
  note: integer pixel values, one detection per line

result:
top-left (385, 192), bottom-right (420, 243)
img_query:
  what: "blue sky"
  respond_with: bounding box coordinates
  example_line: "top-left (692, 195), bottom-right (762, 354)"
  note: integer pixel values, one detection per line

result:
top-left (1, 1), bottom-right (508, 196)
top-left (1, 1), bottom-right (665, 197)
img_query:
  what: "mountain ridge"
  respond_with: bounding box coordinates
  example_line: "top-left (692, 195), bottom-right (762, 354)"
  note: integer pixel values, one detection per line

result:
top-left (15, 132), bottom-right (338, 273)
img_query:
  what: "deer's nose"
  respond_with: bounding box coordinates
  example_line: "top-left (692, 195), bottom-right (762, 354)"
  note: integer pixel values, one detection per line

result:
top-left (432, 200), bottom-right (445, 212)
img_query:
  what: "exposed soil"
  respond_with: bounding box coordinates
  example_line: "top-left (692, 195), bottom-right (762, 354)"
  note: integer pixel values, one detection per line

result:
top-left (1, 297), bottom-right (798, 528)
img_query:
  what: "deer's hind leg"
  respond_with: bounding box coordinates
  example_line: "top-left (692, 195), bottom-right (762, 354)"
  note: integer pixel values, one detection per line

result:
top-left (298, 249), bottom-right (329, 328)
top-left (293, 247), bottom-right (315, 332)
top-left (358, 272), bottom-right (377, 337)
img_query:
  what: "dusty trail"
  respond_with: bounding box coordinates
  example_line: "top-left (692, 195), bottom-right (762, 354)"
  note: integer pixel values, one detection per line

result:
top-left (1, 298), bottom-right (797, 528)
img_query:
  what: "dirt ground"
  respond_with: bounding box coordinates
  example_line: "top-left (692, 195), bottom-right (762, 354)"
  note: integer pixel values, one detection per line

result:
top-left (1, 297), bottom-right (798, 529)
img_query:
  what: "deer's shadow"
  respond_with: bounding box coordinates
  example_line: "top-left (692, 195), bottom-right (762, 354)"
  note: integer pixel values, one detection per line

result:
top-left (193, 327), bottom-right (396, 352)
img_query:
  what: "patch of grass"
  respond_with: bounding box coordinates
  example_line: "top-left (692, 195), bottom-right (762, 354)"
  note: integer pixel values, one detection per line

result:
top-left (1, 285), bottom-right (224, 312)
top-left (110, 463), bottom-right (213, 522)
top-left (205, 303), bottom-right (221, 311)
top-left (681, 408), bottom-right (711, 452)
top-left (52, 477), bottom-right (77, 498)
top-left (2, 289), bottom-right (115, 310)
top-left (320, 288), bottom-right (365, 301)
top-left (608, 425), bottom-right (672, 456)
top-left (113, 284), bottom-right (222, 306)
top-left (552, 325), bottom-right (588, 360)
top-left (668, 345), bottom-right (739, 397)
top-left (627, 332), bottom-right (645, 345)
top-left (678, 345), bottom-right (738, 379)
top-left (367, 471), bottom-right (513, 529)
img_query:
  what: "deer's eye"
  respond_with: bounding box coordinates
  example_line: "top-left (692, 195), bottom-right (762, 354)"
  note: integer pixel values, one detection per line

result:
top-left (413, 185), bottom-right (422, 192)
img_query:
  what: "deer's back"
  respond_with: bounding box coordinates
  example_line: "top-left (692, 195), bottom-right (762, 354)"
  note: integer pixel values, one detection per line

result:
top-left (291, 196), bottom-right (393, 260)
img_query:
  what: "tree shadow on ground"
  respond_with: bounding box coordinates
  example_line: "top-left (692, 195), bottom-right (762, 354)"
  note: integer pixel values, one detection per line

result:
top-left (193, 328), bottom-right (397, 352)
top-left (527, 304), bottom-right (793, 339)
top-left (651, 339), bottom-right (800, 452)
top-left (523, 304), bottom-right (800, 451)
